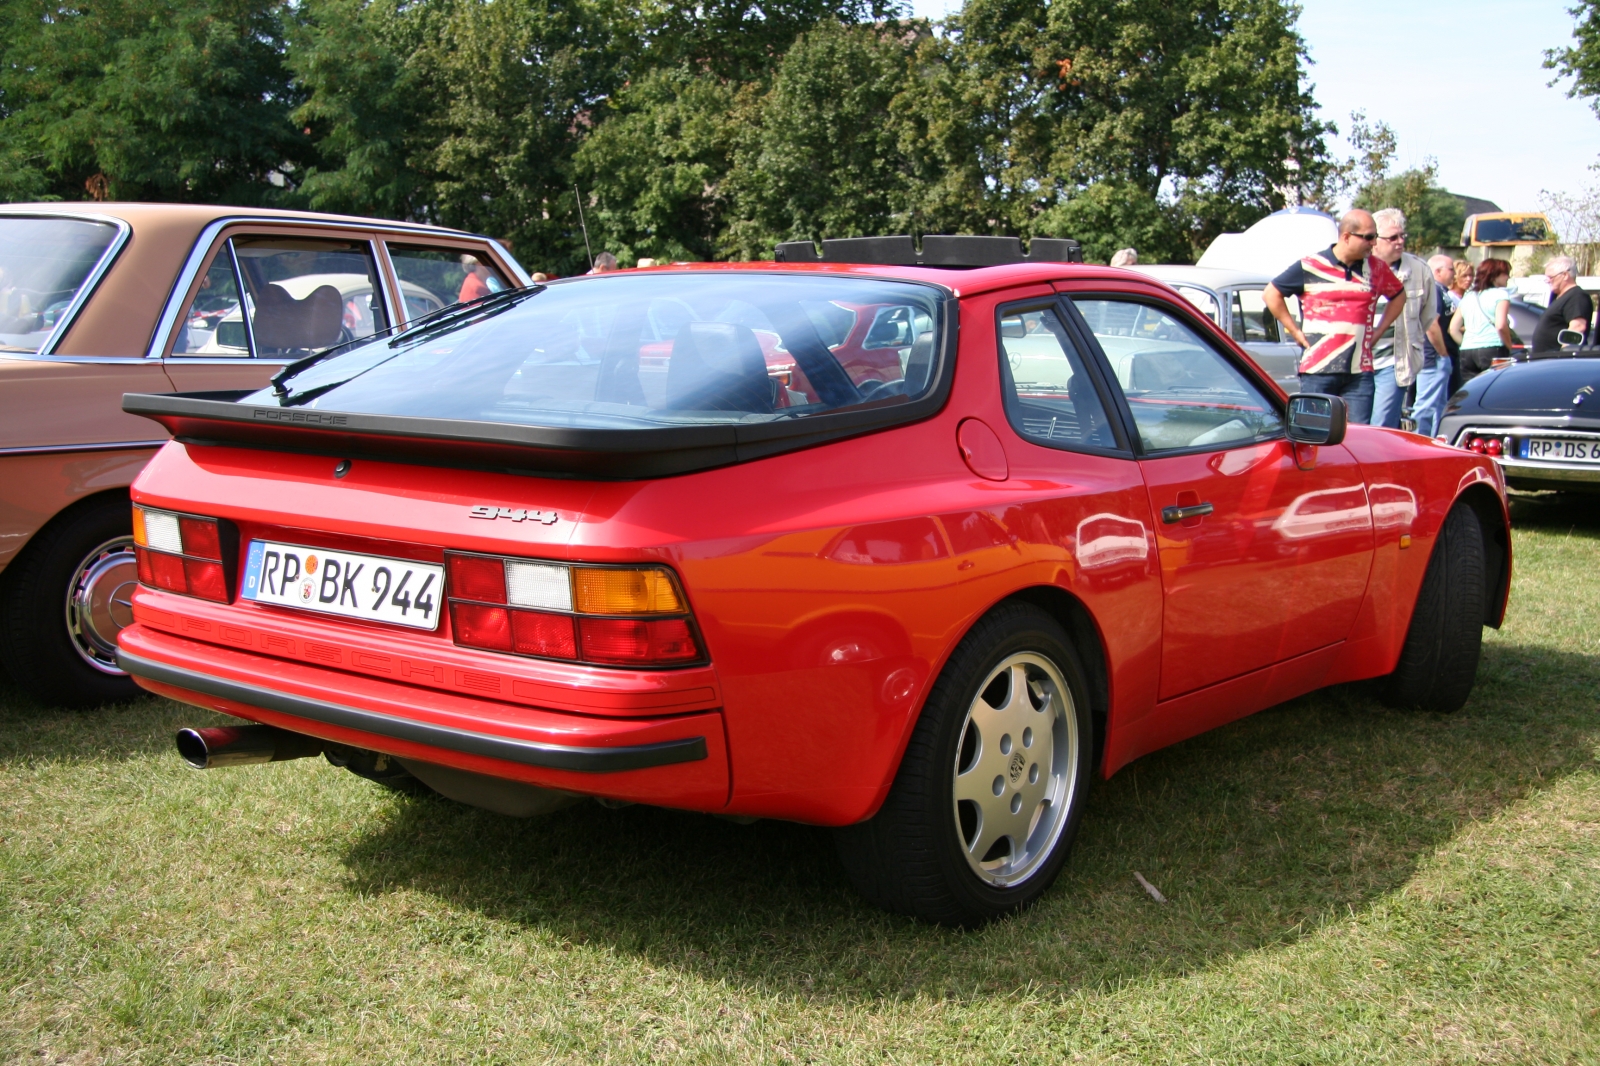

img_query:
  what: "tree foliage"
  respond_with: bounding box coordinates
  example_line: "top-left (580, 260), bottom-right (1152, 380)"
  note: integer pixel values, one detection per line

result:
top-left (1339, 112), bottom-right (1465, 254)
top-left (1, 0), bottom-right (1331, 267)
top-left (0, 0), bottom-right (306, 202)
top-left (1547, 0), bottom-right (1600, 117)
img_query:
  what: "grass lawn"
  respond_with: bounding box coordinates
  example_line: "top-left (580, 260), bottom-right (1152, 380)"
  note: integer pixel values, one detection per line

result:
top-left (2, 494), bottom-right (1598, 1064)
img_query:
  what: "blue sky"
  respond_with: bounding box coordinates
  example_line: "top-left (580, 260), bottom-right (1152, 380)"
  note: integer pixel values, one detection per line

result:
top-left (902, 0), bottom-right (1600, 212)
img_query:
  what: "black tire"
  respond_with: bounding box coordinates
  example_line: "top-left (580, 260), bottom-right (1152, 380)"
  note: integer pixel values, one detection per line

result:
top-left (0, 495), bottom-right (140, 708)
top-left (1380, 503), bottom-right (1486, 713)
top-left (833, 602), bottom-right (1094, 925)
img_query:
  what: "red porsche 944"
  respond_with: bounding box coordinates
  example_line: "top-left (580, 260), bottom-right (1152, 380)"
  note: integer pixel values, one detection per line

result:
top-left (117, 236), bottom-right (1510, 924)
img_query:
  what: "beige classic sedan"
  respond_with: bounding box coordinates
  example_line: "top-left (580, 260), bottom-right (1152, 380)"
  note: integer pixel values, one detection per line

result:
top-left (0, 203), bottom-right (528, 706)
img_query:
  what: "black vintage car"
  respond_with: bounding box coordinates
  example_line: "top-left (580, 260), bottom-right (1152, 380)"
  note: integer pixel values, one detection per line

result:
top-left (1438, 347), bottom-right (1600, 492)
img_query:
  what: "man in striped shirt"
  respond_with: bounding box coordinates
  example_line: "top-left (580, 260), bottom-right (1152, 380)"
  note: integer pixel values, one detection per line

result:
top-left (1263, 209), bottom-right (1407, 424)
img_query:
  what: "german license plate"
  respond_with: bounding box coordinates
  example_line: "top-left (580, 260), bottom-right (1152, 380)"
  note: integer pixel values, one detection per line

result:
top-left (242, 540), bottom-right (443, 630)
top-left (1519, 438), bottom-right (1600, 464)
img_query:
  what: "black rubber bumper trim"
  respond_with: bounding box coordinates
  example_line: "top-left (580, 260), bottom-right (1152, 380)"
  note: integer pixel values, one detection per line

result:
top-left (117, 648), bottom-right (708, 773)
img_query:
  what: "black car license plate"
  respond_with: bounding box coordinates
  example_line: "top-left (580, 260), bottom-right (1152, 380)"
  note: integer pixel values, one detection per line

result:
top-left (1519, 437), bottom-right (1600, 463)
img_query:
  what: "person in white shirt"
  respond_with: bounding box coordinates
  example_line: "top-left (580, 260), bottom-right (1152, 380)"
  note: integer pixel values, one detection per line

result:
top-left (1368, 209), bottom-right (1445, 428)
top-left (1410, 254), bottom-right (1458, 438)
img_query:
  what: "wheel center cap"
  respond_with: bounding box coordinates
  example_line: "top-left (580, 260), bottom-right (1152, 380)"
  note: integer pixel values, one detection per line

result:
top-left (1008, 752), bottom-right (1026, 784)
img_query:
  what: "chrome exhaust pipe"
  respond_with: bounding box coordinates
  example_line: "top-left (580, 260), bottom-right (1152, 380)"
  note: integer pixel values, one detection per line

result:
top-left (175, 725), bottom-right (324, 769)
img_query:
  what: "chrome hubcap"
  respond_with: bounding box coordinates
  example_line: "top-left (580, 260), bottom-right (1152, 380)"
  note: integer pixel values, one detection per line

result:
top-left (951, 652), bottom-right (1079, 887)
top-left (66, 536), bottom-right (137, 674)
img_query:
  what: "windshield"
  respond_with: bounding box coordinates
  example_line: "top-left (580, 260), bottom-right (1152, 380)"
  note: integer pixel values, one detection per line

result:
top-left (0, 217), bottom-right (120, 354)
top-left (1472, 216), bottom-right (1550, 244)
top-left (245, 273), bottom-right (944, 428)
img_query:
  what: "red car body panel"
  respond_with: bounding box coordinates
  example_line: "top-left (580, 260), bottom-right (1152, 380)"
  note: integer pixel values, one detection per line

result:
top-left (120, 261), bottom-right (1511, 827)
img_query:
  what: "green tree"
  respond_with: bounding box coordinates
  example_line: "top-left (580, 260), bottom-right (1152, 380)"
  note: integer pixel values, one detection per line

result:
top-left (721, 20), bottom-right (919, 259)
top-left (1340, 112), bottom-right (1465, 254)
top-left (573, 67), bottom-right (745, 264)
top-left (1035, 0), bottom-right (1331, 260)
top-left (1547, 0), bottom-right (1600, 116)
top-left (0, 0), bottom-right (306, 203)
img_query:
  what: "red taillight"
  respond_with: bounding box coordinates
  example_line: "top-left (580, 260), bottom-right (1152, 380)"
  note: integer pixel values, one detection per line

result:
top-left (512, 611), bottom-right (577, 658)
top-left (579, 617), bottom-right (699, 665)
top-left (1484, 438), bottom-right (1504, 457)
top-left (131, 507), bottom-right (234, 603)
top-left (445, 551), bottom-right (701, 666)
top-left (447, 554), bottom-right (506, 604)
top-left (179, 517), bottom-right (222, 560)
top-left (184, 559), bottom-right (229, 601)
top-left (451, 602), bottom-right (513, 651)
top-left (1466, 437), bottom-right (1487, 453)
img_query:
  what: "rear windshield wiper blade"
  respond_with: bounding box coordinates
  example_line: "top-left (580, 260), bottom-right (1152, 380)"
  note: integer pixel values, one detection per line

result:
top-left (267, 285), bottom-right (543, 398)
top-left (387, 285), bottom-right (543, 347)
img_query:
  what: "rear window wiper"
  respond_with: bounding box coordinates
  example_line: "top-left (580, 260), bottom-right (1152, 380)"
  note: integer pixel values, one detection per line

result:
top-left (267, 285), bottom-right (543, 398)
top-left (387, 285), bottom-right (543, 347)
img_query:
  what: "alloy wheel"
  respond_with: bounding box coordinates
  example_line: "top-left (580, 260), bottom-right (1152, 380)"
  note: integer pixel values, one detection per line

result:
top-left (951, 651), bottom-right (1080, 887)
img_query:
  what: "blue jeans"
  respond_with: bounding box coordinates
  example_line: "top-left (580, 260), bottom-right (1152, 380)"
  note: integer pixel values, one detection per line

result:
top-left (1370, 364), bottom-right (1404, 428)
top-left (1412, 356), bottom-right (1453, 439)
top-left (1297, 371), bottom-right (1374, 425)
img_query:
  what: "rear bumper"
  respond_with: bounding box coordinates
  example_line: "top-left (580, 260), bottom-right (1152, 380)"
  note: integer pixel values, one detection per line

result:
top-left (118, 623), bottom-right (730, 810)
top-left (1496, 457), bottom-right (1600, 489)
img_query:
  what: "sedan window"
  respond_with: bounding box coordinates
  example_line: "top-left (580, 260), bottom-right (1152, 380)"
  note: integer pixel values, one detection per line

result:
top-left (1230, 288), bottom-right (1280, 343)
top-left (171, 236), bottom-right (389, 359)
top-left (387, 244), bottom-right (510, 322)
top-left (1073, 297), bottom-right (1282, 453)
top-left (1173, 286), bottom-right (1220, 324)
top-left (0, 217), bottom-right (119, 354)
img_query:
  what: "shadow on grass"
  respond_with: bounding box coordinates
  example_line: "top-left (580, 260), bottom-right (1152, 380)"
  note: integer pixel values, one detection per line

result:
top-left (0, 679), bottom-right (221, 765)
top-left (1508, 489), bottom-right (1600, 533)
top-left (333, 637), bottom-right (1600, 1001)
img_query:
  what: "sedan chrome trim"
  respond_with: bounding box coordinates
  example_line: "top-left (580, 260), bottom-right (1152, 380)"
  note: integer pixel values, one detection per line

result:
top-left (116, 647), bottom-right (710, 773)
top-left (1451, 425), bottom-right (1600, 445)
top-left (0, 211), bottom-right (136, 358)
top-left (0, 439), bottom-right (166, 457)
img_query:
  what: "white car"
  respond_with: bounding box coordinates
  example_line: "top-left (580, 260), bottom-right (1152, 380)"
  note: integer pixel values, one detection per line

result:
top-left (1130, 265), bottom-right (1301, 392)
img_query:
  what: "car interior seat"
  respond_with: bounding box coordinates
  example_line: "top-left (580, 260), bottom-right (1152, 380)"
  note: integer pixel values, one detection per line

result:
top-left (251, 283), bottom-right (343, 352)
top-left (664, 322), bottom-right (774, 413)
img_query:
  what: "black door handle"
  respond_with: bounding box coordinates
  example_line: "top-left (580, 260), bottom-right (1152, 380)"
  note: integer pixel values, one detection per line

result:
top-left (1161, 502), bottom-right (1214, 524)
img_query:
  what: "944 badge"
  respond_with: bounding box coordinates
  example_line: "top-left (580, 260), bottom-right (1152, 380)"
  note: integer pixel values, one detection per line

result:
top-left (468, 505), bottom-right (560, 525)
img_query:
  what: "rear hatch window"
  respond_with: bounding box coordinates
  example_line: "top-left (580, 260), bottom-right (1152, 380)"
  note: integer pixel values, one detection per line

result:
top-left (0, 217), bottom-right (120, 354)
top-left (249, 272), bottom-right (944, 428)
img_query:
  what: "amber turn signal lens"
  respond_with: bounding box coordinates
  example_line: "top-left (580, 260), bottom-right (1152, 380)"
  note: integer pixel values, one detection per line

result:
top-left (573, 567), bottom-right (685, 615)
top-left (131, 506), bottom-right (147, 547)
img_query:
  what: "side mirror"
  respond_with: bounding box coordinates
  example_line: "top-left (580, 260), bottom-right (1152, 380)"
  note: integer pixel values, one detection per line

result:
top-left (1558, 328), bottom-right (1586, 349)
top-left (1286, 393), bottom-right (1348, 446)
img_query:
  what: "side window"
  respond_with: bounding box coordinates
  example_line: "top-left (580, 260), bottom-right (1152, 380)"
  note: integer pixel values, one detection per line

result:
top-left (233, 237), bottom-right (388, 359)
top-left (387, 244), bottom-right (510, 322)
top-left (1174, 286), bottom-right (1220, 324)
top-left (997, 306), bottom-right (1119, 451)
top-left (174, 236), bottom-right (389, 359)
top-left (1230, 288), bottom-right (1279, 343)
top-left (171, 252), bottom-right (247, 356)
top-left (1072, 297), bottom-right (1283, 454)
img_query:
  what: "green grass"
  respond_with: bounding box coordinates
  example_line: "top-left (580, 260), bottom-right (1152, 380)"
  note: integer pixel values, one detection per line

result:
top-left (3, 494), bottom-right (1599, 1064)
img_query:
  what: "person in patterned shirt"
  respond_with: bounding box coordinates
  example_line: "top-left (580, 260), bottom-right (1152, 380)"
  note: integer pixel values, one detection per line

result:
top-left (1263, 209), bottom-right (1407, 424)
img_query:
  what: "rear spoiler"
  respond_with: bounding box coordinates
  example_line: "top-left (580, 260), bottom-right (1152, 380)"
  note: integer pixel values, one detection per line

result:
top-left (121, 387), bottom-right (950, 479)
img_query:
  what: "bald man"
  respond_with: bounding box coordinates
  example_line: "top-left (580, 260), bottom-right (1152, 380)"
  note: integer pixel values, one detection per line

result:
top-left (1264, 209), bottom-right (1406, 424)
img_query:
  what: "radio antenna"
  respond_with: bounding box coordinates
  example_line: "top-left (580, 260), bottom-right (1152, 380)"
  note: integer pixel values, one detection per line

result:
top-left (574, 184), bottom-right (594, 270)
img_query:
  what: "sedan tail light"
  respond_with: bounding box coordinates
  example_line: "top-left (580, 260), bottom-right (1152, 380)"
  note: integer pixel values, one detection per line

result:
top-left (132, 506), bottom-right (237, 603)
top-left (445, 553), bottom-right (701, 666)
